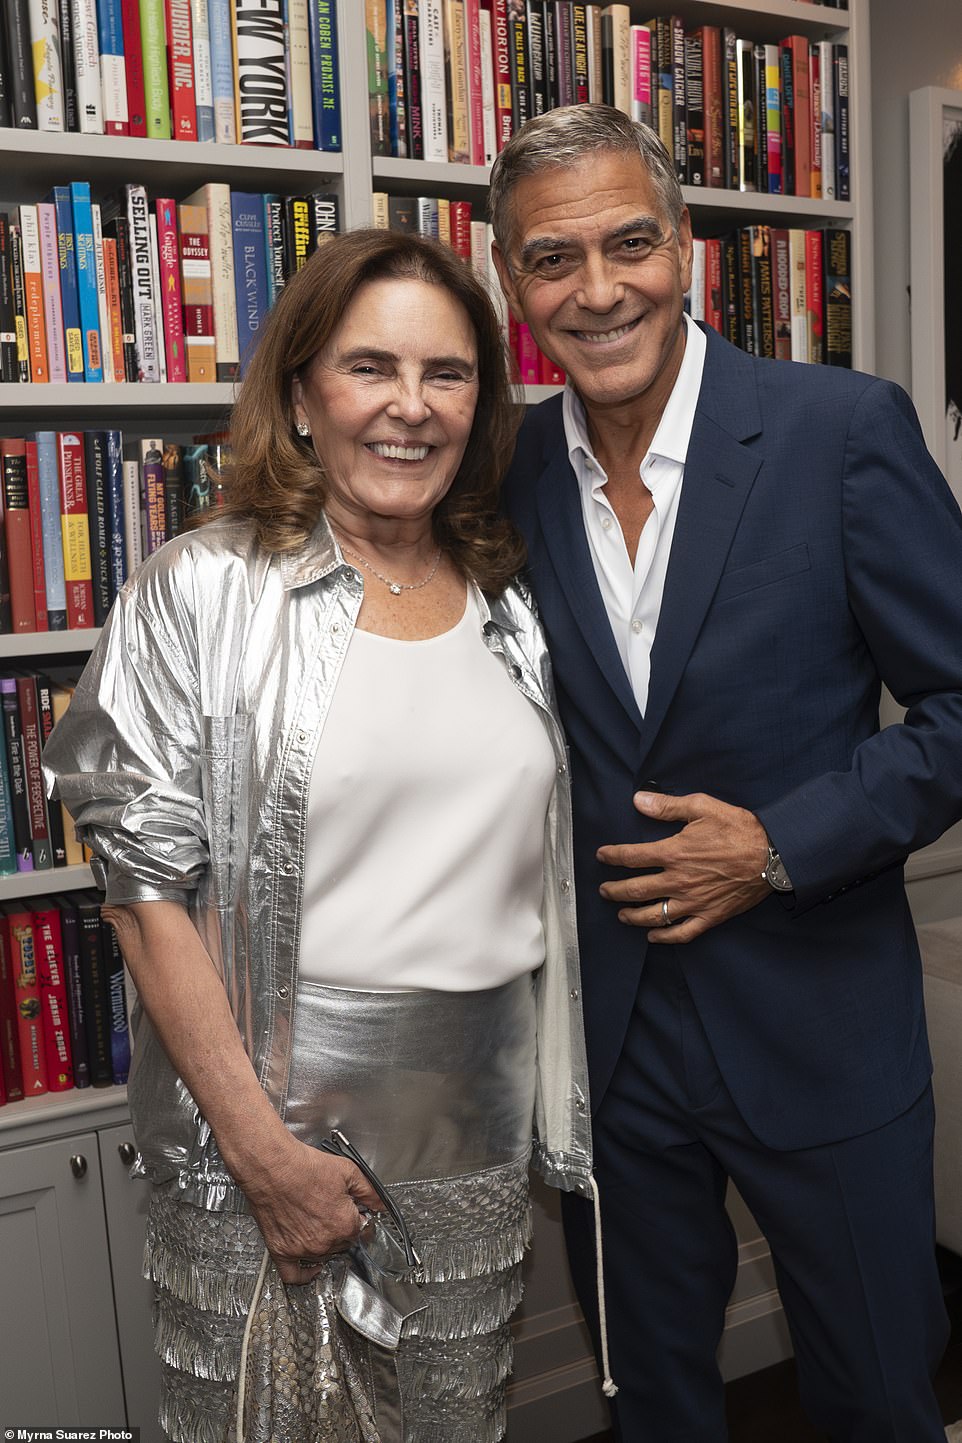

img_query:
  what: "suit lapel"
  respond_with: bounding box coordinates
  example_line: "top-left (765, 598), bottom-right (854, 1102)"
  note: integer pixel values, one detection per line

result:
top-left (534, 433), bottom-right (642, 731)
top-left (638, 332), bottom-right (764, 760)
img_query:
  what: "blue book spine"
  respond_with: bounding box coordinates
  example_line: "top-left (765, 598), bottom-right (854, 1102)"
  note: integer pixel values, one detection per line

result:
top-left (207, 0), bottom-right (235, 143)
top-left (31, 431), bottom-right (68, 630)
top-left (309, 0), bottom-right (341, 151)
top-left (68, 181), bottom-right (104, 382)
top-left (104, 430), bottom-right (127, 600)
top-left (230, 193), bottom-right (268, 379)
top-left (48, 186), bottom-right (84, 382)
top-left (103, 922), bottom-right (131, 1085)
top-left (0, 738), bottom-right (17, 878)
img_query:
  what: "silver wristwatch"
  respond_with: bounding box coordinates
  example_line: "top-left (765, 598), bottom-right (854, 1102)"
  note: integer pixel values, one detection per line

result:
top-left (761, 840), bottom-right (794, 893)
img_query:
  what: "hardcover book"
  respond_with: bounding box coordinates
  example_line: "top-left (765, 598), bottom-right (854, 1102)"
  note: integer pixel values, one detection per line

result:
top-left (178, 203), bottom-right (217, 384)
top-left (56, 430), bottom-right (95, 626)
top-left (4, 902), bottom-right (47, 1093)
top-left (1, 439), bottom-right (37, 632)
top-left (29, 897), bottom-right (73, 1090)
top-left (31, 431), bottom-right (67, 628)
top-left (233, 0), bottom-right (291, 145)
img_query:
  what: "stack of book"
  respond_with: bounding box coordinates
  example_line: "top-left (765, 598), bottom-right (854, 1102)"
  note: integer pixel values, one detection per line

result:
top-left (0, 0), bottom-right (341, 149)
top-left (0, 430), bottom-right (226, 636)
top-left (690, 226), bottom-right (852, 367)
top-left (0, 182), bottom-right (341, 387)
top-left (372, 194), bottom-right (565, 384)
top-left (0, 890), bottom-right (131, 1103)
top-left (366, 3), bottom-right (850, 201)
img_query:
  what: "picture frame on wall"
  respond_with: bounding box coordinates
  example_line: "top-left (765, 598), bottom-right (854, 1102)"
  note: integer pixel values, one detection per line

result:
top-left (909, 85), bottom-right (962, 506)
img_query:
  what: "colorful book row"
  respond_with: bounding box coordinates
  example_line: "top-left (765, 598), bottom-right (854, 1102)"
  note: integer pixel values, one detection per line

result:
top-left (0, 0), bottom-right (341, 149)
top-left (0, 181), bottom-right (340, 386)
top-left (366, 3), bottom-right (850, 201)
top-left (689, 225), bottom-right (851, 368)
top-left (0, 431), bottom-right (226, 636)
top-left (0, 888), bottom-right (131, 1103)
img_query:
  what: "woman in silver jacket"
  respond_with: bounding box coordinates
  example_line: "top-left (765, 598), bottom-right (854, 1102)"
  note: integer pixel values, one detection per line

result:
top-left (44, 229), bottom-right (600, 1443)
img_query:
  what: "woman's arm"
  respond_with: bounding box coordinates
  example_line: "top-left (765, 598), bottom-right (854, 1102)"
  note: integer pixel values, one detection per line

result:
top-left (106, 899), bottom-right (382, 1284)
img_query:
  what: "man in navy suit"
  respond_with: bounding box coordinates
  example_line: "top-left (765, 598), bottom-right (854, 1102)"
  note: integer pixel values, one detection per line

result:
top-left (490, 105), bottom-right (962, 1441)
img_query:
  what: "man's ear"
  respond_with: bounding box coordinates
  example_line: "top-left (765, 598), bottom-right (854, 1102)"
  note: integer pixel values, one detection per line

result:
top-left (491, 241), bottom-right (525, 323)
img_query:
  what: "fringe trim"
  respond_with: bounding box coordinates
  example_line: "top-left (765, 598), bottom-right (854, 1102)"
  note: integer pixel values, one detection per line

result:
top-left (401, 1270), bottom-right (524, 1340)
top-left (398, 1325), bottom-right (513, 1402)
top-left (146, 1242), bottom-right (261, 1318)
top-left (158, 1365), bottom-right (236, 1443)
top-left (410, 1210), bottom-right (532, 1284)
top-left (144, 1192), bottom-right (263, 1317)
top-left (404, 1413), bottom-right (506, 1443)
top-left (154, 1290), bottom-right (246, 1382)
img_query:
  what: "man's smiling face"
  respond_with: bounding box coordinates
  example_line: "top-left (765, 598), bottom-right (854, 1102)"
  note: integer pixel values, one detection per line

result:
top-left (493, 150), bottom-right (693, 419)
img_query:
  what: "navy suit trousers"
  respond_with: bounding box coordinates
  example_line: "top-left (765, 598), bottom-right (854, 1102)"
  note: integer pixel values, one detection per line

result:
top-left (563, 951), bottom-right (949, 1443)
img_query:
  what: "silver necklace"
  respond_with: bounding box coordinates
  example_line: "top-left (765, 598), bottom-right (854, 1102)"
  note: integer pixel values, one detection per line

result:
top-left (339, 539), bottom-right (443, 595)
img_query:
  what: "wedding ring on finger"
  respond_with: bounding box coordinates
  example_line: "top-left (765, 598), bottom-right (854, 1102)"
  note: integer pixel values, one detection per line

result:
top-left (661, 898), bottom-right (673, 927)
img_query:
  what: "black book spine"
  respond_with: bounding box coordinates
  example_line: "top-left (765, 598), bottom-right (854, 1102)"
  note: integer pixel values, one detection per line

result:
top-left (0, 682), bottom-right (31, 871)
top-left (823, 227), bottom-right (852, 368)
top-left (508, 3), bottom-right (531, 131)
top-left (105, 217), bottom-right (139, 383)
top-left (738, 226), bottom-right (755, 355)
top-left (753, 45), bottom-right (767, 195)
top-left (76, 896), bottom-right (113, 1085)
top-left (599, 6), bottom-right (612, 108)
top-left (402, 3), bottom-right (424, 161)
top-left (525, 3), bottom-right (546, 116)
top-left (55, 899), bottom-right (89, 1087)
top-left (835, 45), bottom-right (850, 202)
top-left (163, 442), bottom-right (186, 539)
top-left (9, 223), bottom-right (31, 383)
top-left (84, 432), bottom-right (112, 627)
top-left (671, 16), bottom-right (686, 184)
top-left (56, 0), bottom-right (79, 130)
top-left (721, 231), bottom-right (740, 348)
top-left (34, 675), bottom-right (67, 867)
top-left (0, 216), bottom-right (19, 383)
top-left (0, 17), bottom-right (12, 128)
top-left (541, 0), bottom-right (556, 109)
top-left (684, 32), bottom-right (705, 187)
top-left (3, 0), bottom-right (37, 129)
top-left (558, 2), bottom-right (575, 108)
top-left (722, 28), bottom-right (738, 191)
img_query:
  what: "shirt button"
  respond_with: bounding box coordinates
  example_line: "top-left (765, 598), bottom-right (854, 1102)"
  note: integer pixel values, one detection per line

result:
top-left (331, 622), bottom-right (341, 634)
top-left (601, 516), bottom-right (612, 530)
top-left (277, 986), bottom-right (289, 999)
top-left (575, 1099), bottom-right (586, 1112)
top-left (570, 988), bottom-right (579, 1000)
top-left (560, 879), bottom-right (571, 892)
top-left (557, 763), bottom-right (567, 776)
top-left (631, 619), bottom-right (642, 635)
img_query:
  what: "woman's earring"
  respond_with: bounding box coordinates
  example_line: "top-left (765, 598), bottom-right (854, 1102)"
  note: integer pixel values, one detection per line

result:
top-left (296, 421), bottom-right (310, 437)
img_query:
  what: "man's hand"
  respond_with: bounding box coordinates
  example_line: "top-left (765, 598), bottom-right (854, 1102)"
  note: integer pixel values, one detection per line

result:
top-left (597, 791), bottom-right (772, 944)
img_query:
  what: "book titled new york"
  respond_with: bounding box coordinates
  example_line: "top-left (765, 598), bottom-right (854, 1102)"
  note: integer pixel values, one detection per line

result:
top-left (230, 192), bottom-right (269, 377)
top-left (29, 897), bottom-right (74, 1090)
top-left (233, 0), bottom-right (291, 145)
top-left (56, 431), bottom-right (95, 627)
top-left (310, 0), bottom-right (341, 150)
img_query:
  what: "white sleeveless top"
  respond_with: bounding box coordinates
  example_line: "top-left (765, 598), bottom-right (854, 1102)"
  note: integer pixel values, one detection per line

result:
top-left (298, 587), bottom-right (556, 991)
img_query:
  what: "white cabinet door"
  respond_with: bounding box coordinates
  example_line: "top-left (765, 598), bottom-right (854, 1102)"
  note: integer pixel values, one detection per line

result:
top-left (0, 1130), bottom-right (125, 1426)
top-left (98, 1122), bottom-right (164, 1442)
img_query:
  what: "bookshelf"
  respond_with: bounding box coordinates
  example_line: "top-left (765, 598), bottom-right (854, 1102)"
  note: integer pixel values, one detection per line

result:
top-left (0, 6), bottom-right (874, 1432)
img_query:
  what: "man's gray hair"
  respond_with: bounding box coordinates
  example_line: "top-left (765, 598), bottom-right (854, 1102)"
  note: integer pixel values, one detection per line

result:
top-left (488, 104), bottom-right (685, 259)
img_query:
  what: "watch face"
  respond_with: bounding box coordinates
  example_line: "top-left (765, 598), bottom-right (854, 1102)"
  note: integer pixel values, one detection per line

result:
top-left (766, 854), bottom-right (793, 891)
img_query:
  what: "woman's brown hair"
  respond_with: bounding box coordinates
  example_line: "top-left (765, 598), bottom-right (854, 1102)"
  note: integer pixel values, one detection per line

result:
top-left (222, 227), bottom-right (525, 594)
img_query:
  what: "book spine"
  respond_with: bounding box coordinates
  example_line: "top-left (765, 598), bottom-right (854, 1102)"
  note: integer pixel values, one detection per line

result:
top-left (178, 203), bottom-right (217, 383)
top-left (189, 0), bottom-right (214, 139)
top-left (689, 237), bottom-right (705, 322)
top-left (140, 438), bottom-right (166, 552)
top-left (764, 44), bottom-right (782, 196)
top-left (310, 192), bottom-right (339, 237)
top-left (28, 0), bottom-right (66, 131)
top-left (166, 0), bottom-right (197, 140)
top-left (8, 910), bottom-right (47, 1092)
top-left (287, 0), bottom-right (313, 147)
top-left (738, 226), bottom-right (754, 354)
top-left (805, 226), bottom-right (824, 364)
top-left (721, 230), bottom-right (738, 347)
top-left (788, 36), bottom-right (811, 199)
top-left (56, 902), bottom-right (89, 1086)
top-left (464, 0), bottom-right (483, 160)
top-left (823, 226), bottom-right (851, 368)
top-left (701, 26), bottom-right (722, 188)
top-left (139, 0), bottom-right (171, 139)
top-left (809, 44), bottom-right (821, 200)
top-left (507, 2), bottom-right (529, 132)
top-left (105, 216), bottom-right (138, 381)
top-left (31, 431), bottom-right (68, 628)
top-left (0, 919), bottom-right (25, 1095)
top-left (788, 227), bottom-right (807, 362)
top-left (19, 207), bottom-right (50, 383)
top-left (770, 227), bottom-right (792, 361)
top-left (582, 3), bottom-right (600, 106)
top-left (365, 0), bottom-right (390, 155)
top-left (31, 903), bottom-right (73, 1089)
top-left (119, 0), bottom-right (146, 133)
top-left (83, 430), bottom-right (111, 625)
top-left (721, 27), bottom-right (737, 191)
top-left (478, 7), bottom-right (495, 163)
top-left (399, 1), bottom-right (423, 160)
top-left (69, 180), bottom-right (104, 381)
top-left (684, 30), bottom-right (704, 187)
top-left (486, 0), bottom-right (510, 151)
top-left (126, 183), bottom-right (161, 382)
top-left (754, 224), bottom-right (774, 358)
top-left (122, 458), bottom-right (143, 572)
top-left (162, 441), bottom-right (186, 539)
top-left (56, 430), bottom-right (95, 626)
top-left (388, 0), bottom-right (405, 156)
top-left (5, 0), bottom-right (39, 128)
top-left (524, 1), bottom-right (545, 117)
top-left (779, 42), bottom-right (795, 199)
top-left (0, 217), bottom-right (19, 383)
top-left (97, 0), bottom-right (129, 133)
top-left (735, 39), bottom-right (755, 194)
top-left (669, 13), bottom-right (685, 183)
top-left (230, 192), bottom-right (268, 377)
top-left (752, 44), bottom-right (766, 194)
top-left (630, 24), bottom-right (651, 126)
top-left (49, 184), bottom-right (84, 380)
top-left (449, 199), bottom-right (472, 261)
top-left (56, 0), bottom-right (79, 129)
top-left (309, 0), bottom-right (340, 150)
top-left (33, 677), bottom-right (66, 863)
top-left (0, 683), bottom-right (34, 872)
top-left (206, 0), bottom-right (235, 141)
top-left (571, 4), bottom-right (589, 106)
top-left (72, 0), bottom-right (104, 132)
top-left (9, 224), bottom-right (29, 382)
top-left (148, 210), bottom-right (167, 382)
top-left (102, 921), bottom-right (130, 1084)
top-left (705, 234), bottom-right (723, 334)
top-left (156, 199), bottom-right (187, 383)
top-left (233, 0), bottom-right (290, 145)
top-left (49, 689), bottom-right (84, 865)
top-left (91, 203), bottom-right (114, 383)
top-left (834, 45), bottom-right (849, 202)
top-left (104, 429), bottom-right (127, 592)
top-left (1, 439), bottom-right (37, 631)
top-left (76, 899), bottom-right (113, 1085)
top-left (24, 440), bottom-right (48, 631)
top-left (198, 184), bottom-right (239, 381)
top-left (817, 41), bottom-right (835, 202)
top-left (442, 0), bottom-right (469, 163)
top-left (284, 195), bottom-right (312, 273)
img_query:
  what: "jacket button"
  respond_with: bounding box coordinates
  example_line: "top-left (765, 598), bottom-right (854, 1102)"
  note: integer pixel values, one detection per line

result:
top-left (560, 879), bottom-right (571, 892)
top-left (510, 664), bottom-right (521, 679)
top-left (575, 1099), bottom-right (586, 1112)
top-left (331, 622), bottom-right (341, 634)
top-left (557, 763), bottom-right (566, 776)
top-left (570, 988), bottom-right (579, 1000)
top-left (277, 986), bottom-right (289, 999)
top-left (283, 860), bottom-right (295, 874)
top-left (297, 731), bottom-right (308, 744)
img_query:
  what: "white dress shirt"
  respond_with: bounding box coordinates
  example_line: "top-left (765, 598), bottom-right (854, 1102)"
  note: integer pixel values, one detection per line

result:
top-left (562, 313), bottom-right (707, 716)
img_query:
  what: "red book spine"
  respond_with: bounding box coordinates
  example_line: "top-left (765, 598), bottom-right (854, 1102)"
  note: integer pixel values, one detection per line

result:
top-left (485, 0), bottom-right (512, 151)
top-left (30, 901), bottom-right (73, 1091)
top-left (537, 351), bottom-right (565, 385)
top-left (56, 432), bottom-right (95, 629)
top-left (120, 0), bottom-right (148, 136)
top-left (706, 236), bottom-right (724, 334)
top-left (166, 0), bottom-right (198, 141)
top-left (465, 0), bottom-right (484, 165)
top-left (805, 228), bottom-right (824, 364)
top-left (0, 916), bottom-right (24, 1103)
top-left (8, 908), bottom-right (48, 1096)
top-left (1, 438), bottom-right (37, 633)
top-left (449, 200), bottom-right (473, 261)
top-left (516, 322), bottom-right (540, 384)
top-left (24, 441), bottom-right (48, 633)
top-left (786, 36), bottom-right (811, 199)
top-left (156, 199), bottom-right (187, 383)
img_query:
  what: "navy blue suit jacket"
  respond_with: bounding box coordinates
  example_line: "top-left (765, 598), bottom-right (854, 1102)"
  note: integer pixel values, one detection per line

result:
top-left (504, 325), bottom-right (962, 1150)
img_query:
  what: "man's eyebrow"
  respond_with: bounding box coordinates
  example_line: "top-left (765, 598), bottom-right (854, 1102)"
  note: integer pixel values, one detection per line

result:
top-left (518, 215), bottom-right (666, 265)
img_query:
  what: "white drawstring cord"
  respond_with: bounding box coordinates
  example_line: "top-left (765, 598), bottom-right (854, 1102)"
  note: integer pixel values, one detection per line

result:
top-left (589, 1174), bottom-right (618, 1398)
top-left (234, 1247), bottom-right (271, 1443)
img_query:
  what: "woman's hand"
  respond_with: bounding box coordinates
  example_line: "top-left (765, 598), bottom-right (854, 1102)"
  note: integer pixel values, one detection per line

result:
top-left (240, 1132), bottom-right (385, 1285)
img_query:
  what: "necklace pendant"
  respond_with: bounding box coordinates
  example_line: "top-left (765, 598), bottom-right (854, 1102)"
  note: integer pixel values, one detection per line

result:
top-left (390, 583), bottom-right (402, 595)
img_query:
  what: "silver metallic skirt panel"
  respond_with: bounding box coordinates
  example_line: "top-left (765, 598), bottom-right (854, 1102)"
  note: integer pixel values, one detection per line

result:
top-left (146, 974), bottom-right (537, 1443)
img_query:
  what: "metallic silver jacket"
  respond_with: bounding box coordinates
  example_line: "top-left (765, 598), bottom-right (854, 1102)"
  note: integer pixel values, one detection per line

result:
top-left (44, 515), bottom-right (593, 1209)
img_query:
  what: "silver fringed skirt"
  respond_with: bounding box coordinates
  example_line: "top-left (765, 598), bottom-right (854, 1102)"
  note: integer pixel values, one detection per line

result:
top-left (144, 973), bottom-right (537, 1443)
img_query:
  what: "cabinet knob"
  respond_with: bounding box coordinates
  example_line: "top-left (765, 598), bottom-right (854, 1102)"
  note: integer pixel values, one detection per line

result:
top-left (69, 1154), bottom-right (88, 1180)
top-left (118, 1142), bottom-right (137, 1166)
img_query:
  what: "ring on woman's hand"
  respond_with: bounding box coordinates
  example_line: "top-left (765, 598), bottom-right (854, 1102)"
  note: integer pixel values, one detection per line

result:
top-left (359, 1214), bottom-right (378, 1241)
top-left (661, 898), bottom-right (673, 927)
top-left (296, 1257), bottom-right (323, 1268)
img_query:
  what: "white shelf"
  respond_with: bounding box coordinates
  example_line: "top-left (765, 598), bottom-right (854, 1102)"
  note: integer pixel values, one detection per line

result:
top-left (0, 381), bottom-right (237, 419)
top-left (0, 864), bottom-right (94, 900)
top-left (0, 629), bottom-right (101, 656)
top-left (0, 1080), bottom-right (128, 1141)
